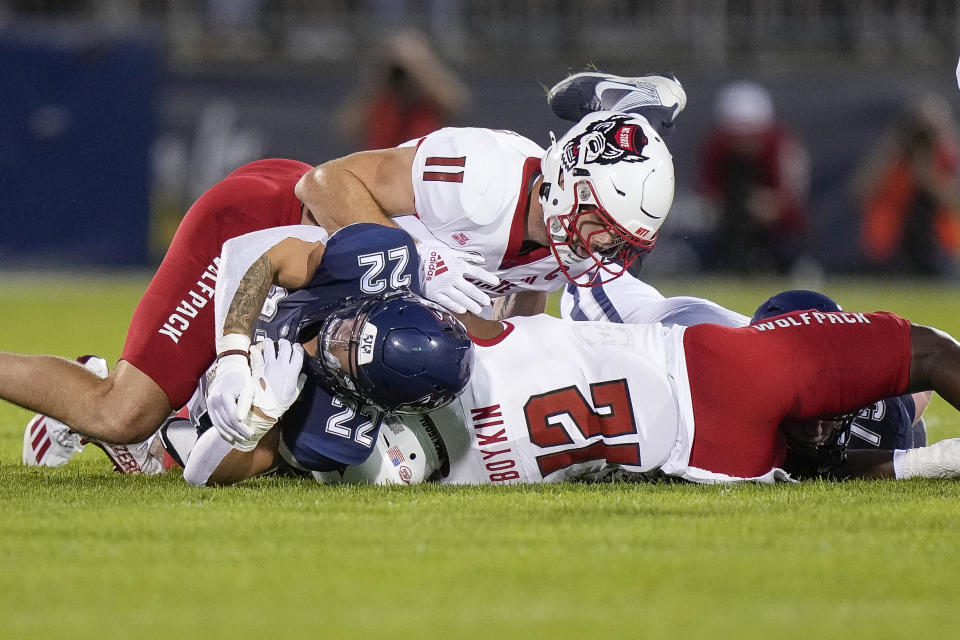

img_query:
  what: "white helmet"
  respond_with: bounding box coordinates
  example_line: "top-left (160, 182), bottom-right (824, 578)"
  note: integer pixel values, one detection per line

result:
top-left (311, 412), bottom-right (447, 486)
top-left (539, 111), bottom-right (675, 285)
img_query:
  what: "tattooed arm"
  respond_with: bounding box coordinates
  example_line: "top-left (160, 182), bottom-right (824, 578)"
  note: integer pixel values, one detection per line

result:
top-left (221, 238), bottom-right (327, 340)
top-left (207, 236), bottom-right (325, 445)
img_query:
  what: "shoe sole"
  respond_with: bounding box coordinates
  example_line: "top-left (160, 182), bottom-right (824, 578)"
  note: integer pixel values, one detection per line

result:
top-left (548, 72), bottom-right (686, 121)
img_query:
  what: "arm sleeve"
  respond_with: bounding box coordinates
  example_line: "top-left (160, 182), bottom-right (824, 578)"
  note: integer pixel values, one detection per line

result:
top-left (182, 428), bottom-right (234, 486)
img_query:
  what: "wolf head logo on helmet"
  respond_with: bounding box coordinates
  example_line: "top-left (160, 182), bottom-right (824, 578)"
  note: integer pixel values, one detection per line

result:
top-left (540, 111), bottom-right (675, 287)
top-left (559, 113), bottom-right (650, 170)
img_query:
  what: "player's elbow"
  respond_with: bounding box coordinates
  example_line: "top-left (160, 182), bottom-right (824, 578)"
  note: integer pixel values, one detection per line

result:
top-left (294, 166), bottom-right (323, 203)
top-left (908, 323), bottom-right (960, 392)
top-left (182, 463), bottom-right (210, 487)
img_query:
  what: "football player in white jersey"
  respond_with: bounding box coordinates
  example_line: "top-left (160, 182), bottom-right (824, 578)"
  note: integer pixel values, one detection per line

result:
top-left (545, 72), bottom-right (754, 328)
top-left (345, 304), bottom-right (960, 485)
top-left (294, 104), bottom-right (679, 314)
top-left (203, 74), bottom-right (698, 440)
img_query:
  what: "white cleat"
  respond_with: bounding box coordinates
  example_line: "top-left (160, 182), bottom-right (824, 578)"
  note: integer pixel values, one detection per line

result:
top-left (23, 415), bottom-right (84, 467)
top-left (87, 434), bottom-right (166, 475)
top-left (547, 72), bottom-right (687, 134)
top-left (21, 355), bottom-right (110, 468)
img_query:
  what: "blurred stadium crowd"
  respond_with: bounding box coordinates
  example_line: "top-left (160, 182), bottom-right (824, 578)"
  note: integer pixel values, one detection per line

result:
top-left (3, 0), bottom-right (960, 278)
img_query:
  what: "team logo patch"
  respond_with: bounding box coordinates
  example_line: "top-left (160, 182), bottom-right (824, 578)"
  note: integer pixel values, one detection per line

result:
top-left (357, 322), bottom-right (377, 365)
top-left (561, 114), bottom-right (649, 171)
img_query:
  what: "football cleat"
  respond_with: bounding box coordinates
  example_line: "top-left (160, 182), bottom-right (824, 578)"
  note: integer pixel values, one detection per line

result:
top-left (87, 434), bottom-right (166, 475)
top-left (23, 415), bottom-right (84, 467)
top-left (21, 355), bottom-right (109, 468)
top-left (547, 72), bottom-right (687, 134)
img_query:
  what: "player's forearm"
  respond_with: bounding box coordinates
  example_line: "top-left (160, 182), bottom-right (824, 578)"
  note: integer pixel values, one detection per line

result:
top-left (223, 253), bottom-right (274, 339)
top-left (214, 230), bottom-right (328, 347)
top-left (207, 430), bottom-right (281, 486)
top-left (183, 425), bottom-right (280, 486)
top-left (823, 450), bottom-right (895, 480)
top-left (492, 291), bottom-right (547, 319)
top-left (816, 442), bottom-right (960, 480)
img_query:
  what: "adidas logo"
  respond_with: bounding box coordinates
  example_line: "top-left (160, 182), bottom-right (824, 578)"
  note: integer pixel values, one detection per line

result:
top-left (28, 416), bottom-right (52, 463)
top-left (426, 252), bottom-right (448, 280)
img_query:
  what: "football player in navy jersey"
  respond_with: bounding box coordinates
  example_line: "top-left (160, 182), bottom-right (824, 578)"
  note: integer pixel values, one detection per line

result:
top-left (163, 222), bottom-right (473, 486)
top-left (849, 396), bottom-right (928, 450)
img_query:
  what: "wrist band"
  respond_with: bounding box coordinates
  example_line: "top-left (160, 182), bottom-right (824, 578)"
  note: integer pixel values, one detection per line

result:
top-left (217, 349), bottom-right (250, 362)
top-left (216, 332), bottom-right (252, 358)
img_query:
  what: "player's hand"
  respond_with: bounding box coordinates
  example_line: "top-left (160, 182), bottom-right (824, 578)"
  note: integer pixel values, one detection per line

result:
top-left (251, 338), bottom-right (306, 421)
top-left (234, 339), bottom-right (306, 452)
top-left (207, 334), bottom-right (254, 445)
top-left (416, 239), bottom-right (500, 314)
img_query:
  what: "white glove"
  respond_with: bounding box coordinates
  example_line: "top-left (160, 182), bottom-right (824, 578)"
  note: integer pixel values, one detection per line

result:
top-left (234, 338), bottom-right (306, 452)
top-left (894, 438), bottom-right (960, 479)
top-left (417, 239), bottom-right (500, 314)
top-left (207, 333), bottom-right (254, 445)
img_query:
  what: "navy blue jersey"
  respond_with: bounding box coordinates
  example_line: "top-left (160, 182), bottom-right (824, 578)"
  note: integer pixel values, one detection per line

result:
top-left (846, 393), bottom-right (924, 450)
top-left (256, 223), bottom-right (420, 470)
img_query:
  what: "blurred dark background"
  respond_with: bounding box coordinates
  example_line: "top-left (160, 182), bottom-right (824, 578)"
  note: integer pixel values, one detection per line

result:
top-left (2, 0), bottom-right (960, 277)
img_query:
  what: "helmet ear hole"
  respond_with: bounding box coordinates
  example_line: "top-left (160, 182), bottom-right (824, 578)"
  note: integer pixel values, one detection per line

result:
top-left (538, 181), bottom-right (551, 200)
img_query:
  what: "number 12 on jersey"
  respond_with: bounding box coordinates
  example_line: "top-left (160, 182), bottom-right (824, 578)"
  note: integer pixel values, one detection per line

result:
top-left (524, 379), bottom-right (641, 477)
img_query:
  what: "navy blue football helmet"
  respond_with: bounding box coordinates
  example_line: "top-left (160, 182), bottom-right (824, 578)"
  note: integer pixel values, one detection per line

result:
top-left (753, 290), bottom-right (853, 475)
top-left (299, 290), bottom-right (474, 413)
top-left (750, 289), bottom-right (842, 324)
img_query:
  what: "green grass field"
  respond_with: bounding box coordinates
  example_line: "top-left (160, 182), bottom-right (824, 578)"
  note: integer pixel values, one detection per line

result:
top-left (2, 273), bottom-right (960, 639)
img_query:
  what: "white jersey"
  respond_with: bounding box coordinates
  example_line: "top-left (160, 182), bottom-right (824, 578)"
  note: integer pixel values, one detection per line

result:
top-left (436, 314), bottom-right (697, 484)
top-left (395, 127), bottom-right (570, 299)
top-left (312, 313), bottom-right (792, 487)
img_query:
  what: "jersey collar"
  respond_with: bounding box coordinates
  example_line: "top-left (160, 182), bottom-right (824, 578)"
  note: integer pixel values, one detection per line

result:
top-left (469, 321), bottom-right (514, 346)
top-left (499, 157), bottom-right (550, 269)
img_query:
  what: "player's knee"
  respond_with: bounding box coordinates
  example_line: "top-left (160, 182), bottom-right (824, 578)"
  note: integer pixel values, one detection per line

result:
top-left (86, 408), bottom-right (158, 444)
top-left (90, 382), bottom-right (170, 444)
